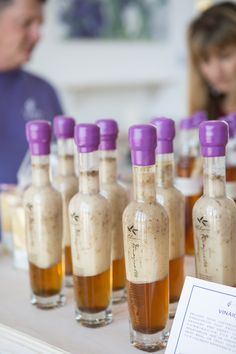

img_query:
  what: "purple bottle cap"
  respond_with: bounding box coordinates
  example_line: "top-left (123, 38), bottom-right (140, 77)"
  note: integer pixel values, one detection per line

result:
top-left (192, 111), bottom-right (208, 127)
top-left (26, 120), bottom-right (51, 156)
top-left (74, 124), bottom-right (100, 153)
top-left (96, 119), bottom-right (118, 150)
top-left (179, 118), bottom-right (193, 130)
top-left (219, 116), bottom-right (235, 139)
top-left (225, 112), bottom-right (236, 137)
top-left (128, 124), bottom-right (157, 166)
top-left (199, 120), bottom-right (228, 157)
top-left (151, 117), bottom-right (175, 154)
top-left (53, 116), bottom-right (75, 139)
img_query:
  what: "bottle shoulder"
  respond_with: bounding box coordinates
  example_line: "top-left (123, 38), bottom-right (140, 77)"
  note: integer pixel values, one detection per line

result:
top-left (69, 192), bottom-right (109, 211)
top-left (53, 175), bottom-right (78, 194)
top-left (123, 200), bottom-right (168, 219)
top-left (100, 182), bottom-right (128, 200)
top-left (24, 184), bottom-right (61, 200)
top-left (193, 195), bottom-right (236, 215)
top-left (23, 185), bottom-right (62, 212)
top-left (156, 186), bottom-right (184, 201)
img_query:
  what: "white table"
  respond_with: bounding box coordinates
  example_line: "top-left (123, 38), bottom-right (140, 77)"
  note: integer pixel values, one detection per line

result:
top-left (0, 253), bottom-right (195, 354)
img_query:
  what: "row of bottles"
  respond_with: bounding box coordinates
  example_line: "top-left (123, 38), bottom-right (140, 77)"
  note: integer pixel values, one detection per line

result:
top-left (3, 114), bottom-right (235, 352)
top-left (176, 111), bottom-right (236, 256)
top-left (21, 117), bottom-right (186, 352)
top-left (24, 117), bottom-right (129, 312)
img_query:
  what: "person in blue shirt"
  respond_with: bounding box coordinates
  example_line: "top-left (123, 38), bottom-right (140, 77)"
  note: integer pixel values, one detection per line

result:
top-left (0, 0), bottom-right (63, 184)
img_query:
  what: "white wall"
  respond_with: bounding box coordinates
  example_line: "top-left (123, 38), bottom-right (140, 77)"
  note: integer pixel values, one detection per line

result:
top-left (26, 0), bottom-right (198, 131)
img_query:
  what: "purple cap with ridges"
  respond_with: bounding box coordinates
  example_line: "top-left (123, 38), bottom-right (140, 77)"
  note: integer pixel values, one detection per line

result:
top-left (179, 118), bottom-right (193, 130)
top-left (151, 117), bottom-right (175, 154)
top-left (96, 119), bottom-right (118, 150)
top-left (53, 116), bottom-right (75, 139)
top-left (74, 123), bottom-right (100, 153)
top-left (26, 120), bottom-right (51, 156)
top-left (199, 120), bottom-right (228, 157)
top-left (128, 124), bottom-right (156, 166)
top-left (192, 111), bottom-right (207, 127)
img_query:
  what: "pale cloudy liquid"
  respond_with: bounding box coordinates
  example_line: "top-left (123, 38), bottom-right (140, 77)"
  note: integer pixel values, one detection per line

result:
top-left (193, 174), bottom-right (236, 286)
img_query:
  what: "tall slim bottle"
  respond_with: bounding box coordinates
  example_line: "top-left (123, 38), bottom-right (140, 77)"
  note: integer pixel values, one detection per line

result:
top-left (96, 119), bottom-right (128, 304)
top-left (176, 118), bottom-right (202, 255)
top-left (69, 124), bottom-right (112, 327)
top-left (53, 116), bottom-right (78, 287)
top-left (193, 121), bottom-right (236, 285)
top-left (151, 117), bottom-right (185, 318)
top-left (221, 116), bottom-right (236, 202)
top-left (123, 125), bottom-right (169, 352)
top-left (24, 121), bottom-right (64, 308)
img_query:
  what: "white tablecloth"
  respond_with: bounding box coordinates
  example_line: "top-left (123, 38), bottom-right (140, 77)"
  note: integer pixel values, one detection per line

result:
top-left (0, 252), bottom-right (195, 354)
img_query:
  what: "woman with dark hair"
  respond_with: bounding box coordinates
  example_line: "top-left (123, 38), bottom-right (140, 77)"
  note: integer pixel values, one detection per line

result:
top-left (188, 2), bottom-right (236, 119)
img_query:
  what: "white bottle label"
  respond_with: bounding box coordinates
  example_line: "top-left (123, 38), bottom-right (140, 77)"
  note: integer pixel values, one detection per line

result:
top-left (69, 194), bottom-right (111, 277)
top-left (24, 195), bottom-right (63, 269)
top-left (175, 177), bottom-right (202, 196)
top-left (123, 204), bottom-right (169, 284)
top-left (193, 198), bottom-right (236, 286)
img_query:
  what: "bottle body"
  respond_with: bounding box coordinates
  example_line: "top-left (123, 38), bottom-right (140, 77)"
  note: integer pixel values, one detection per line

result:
top-left (24, 156), bottom-right (64, 308)
top-left (123, 165), bottom-right (169, 351)
top-left (69, 152), bottom-right (112, 327)
top-left (53, 152), bottom-right (78, 285)
top-left (193, 157), bottom-right (236, 286)
top-left (156, 154), bottom-right (185, 313)
top-left (100, 151), bottom-right (128, 303)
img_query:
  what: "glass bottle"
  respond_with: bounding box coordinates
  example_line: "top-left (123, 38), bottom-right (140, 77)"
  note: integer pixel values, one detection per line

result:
top-left (53, 116), bottom-right (78, 287)
top-left (191, 111), bottom-right (207, 157)
top-left (0, 184), bottom-right (20, 253)
top-left (193, 121), bottom-right (236, 285)
top-left (152, 117), bottom-right (185, 318)
top-left (24, 121), bottom-right (64, 309)
top-left (221, 116), bottom-right (236, 202)
top-left (12, 199), bottom-right (27, 270)
top-left (96, 119), bottom-right (128, 304)
top-left (69, 124), bottom-right (112, 327)
top-left (123, 125), bottom-right (169, 352)
top-left (175, 118), bottom-right (202, 255)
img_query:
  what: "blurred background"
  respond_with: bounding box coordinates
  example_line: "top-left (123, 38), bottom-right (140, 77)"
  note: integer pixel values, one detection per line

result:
top-left (26, 0), bottom-right (221, 132)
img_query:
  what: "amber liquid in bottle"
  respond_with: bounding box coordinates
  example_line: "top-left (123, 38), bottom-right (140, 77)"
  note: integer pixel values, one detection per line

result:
top-left (65, 246), bottom-right (73, 276)
top-left (99, 151), bottom-right (128, 303)
top-left (112, 258), bottom-right (126, 291)
top-left (69, 148), bottom-right (112, 326)
top-left (177, 156), bottom-right (202, 255)
top-left (169, 255), bottom-right (184, 303)
top-left (29, 261), bottom-right (63, 297)
top-left (226, 166), bottom-right (236, 202)
top-left (127, 276), bottom-right (169, 334)
top-left (73, 268), bottom-right (112, 313)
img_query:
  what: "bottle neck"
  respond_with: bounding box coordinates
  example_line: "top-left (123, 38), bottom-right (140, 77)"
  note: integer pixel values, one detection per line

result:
top-left (203, 156), bottom-right (226, 198)
top-left (99, 150), bottom-right (117, 184)
top-left (156, 153), bottom-right (174, 188)
top-left (133, 165), bottom-right (156, 203)
top-left (31, 155), bottom-right (50, 187)
top-left (57, 139), bottom-right (75, 176)
top-left (226, 138), bottom-right (236, 167)
top-left (79, 151), bottom-right (100, 195)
